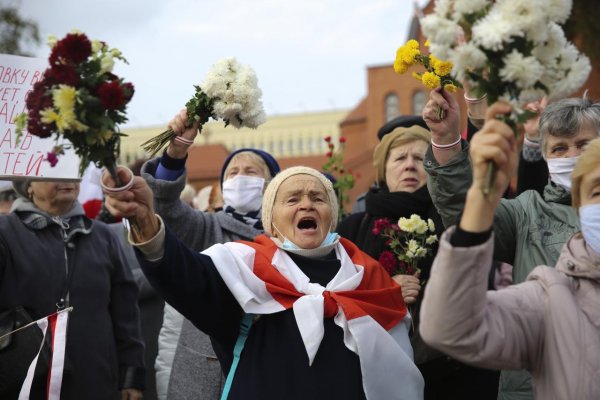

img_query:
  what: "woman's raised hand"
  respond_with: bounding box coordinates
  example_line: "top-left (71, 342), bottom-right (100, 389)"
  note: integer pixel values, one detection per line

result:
top-left (422, 87), bottom-right (461, 145)
top-left (166, 108), bottom-right (202, 159)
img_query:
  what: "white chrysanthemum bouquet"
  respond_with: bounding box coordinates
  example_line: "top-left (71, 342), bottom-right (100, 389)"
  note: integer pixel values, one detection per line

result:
top-left (421, 0), bottom-right (591, 194)
top-left (142, 57), bottom-right (267, 156)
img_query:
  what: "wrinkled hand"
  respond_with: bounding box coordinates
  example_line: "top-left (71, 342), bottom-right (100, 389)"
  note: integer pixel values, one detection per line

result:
top-left (469, 102), bottom-right (522, 205)
top-left (422, 87), bottom-right (461, 144)
top-left (102, 167), bottom-right (159, 242)
top-left (393, 273), bottom-right (421, 305)
top-left (166, 108), bottom-right (201, 159)
top-left (121, 388), bottom-right (143, 400)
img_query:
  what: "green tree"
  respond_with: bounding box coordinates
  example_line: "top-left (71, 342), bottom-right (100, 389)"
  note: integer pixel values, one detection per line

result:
top-left (0, 5), bottom-right (40, 56)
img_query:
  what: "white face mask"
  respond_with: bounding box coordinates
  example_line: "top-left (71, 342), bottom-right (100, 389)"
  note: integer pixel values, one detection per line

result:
top-left (222, 175), bottom-right (265, 213)
top-left (580, 204), bottom-right (600, 255)
top-left (547, 156), bottom-right (579, 192)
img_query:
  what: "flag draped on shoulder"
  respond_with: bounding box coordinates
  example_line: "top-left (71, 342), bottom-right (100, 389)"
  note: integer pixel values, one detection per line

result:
top-left (203, 234), bottom-right (424, 400)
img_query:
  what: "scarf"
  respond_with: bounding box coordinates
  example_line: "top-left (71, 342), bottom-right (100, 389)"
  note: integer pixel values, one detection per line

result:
top-left (223, 205), bottom-right (263, 230)
top-left (203, 235), bottom-right (424, 400)
top-left (365, 185), bottom-right (432, 219)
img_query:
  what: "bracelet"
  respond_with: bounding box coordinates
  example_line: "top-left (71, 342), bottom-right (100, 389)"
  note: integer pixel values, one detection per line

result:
top-left (523, 136), bottom-right (540, 148)
top-left (173, 135), bottom-right (194, 146)
top-left (464, 93), bottom-right (487, 104)
top-left (431, 135), bottom-right (462, 149)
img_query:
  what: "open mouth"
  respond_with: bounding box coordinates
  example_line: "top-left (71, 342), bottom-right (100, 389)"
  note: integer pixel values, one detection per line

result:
top-left (297, 217), bottom-right (317, 230)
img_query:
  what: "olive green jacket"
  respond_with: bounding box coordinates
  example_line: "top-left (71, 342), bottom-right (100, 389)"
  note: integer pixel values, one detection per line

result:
top-left (423, 142), bottom-right (581, 400)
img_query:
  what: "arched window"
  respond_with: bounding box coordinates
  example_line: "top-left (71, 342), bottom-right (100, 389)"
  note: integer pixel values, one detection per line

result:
top-left (412, 91), bottom-right (427, 115)
top-left (385, 93), bottom-right (400, 122)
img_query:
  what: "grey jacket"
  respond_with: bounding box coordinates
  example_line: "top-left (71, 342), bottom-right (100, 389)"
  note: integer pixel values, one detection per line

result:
top-left (142, 158), bottom-right (261, 400)
top-left (424, 143), bottom-right (581, 399)
top-left (421, 229), bottom-right (600, 399)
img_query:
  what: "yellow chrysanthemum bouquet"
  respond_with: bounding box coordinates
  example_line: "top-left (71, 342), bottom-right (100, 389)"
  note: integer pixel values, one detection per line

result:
top-left (394, 39), bottom-right (461, 119)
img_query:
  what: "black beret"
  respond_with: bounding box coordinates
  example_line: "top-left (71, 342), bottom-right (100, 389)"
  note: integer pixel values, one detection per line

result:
top-left (377, 115), bottom-right (429, 140)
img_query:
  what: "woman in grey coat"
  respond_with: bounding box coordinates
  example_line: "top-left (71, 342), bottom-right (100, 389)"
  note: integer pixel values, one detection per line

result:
top-left (145, 109), bottom-right (280, 400)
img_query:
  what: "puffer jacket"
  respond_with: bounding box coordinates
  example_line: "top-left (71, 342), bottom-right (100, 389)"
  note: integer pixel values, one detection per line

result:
top-left (424, 143), bottom-right (580, 399)
top-left (142, 158), bottom-right (261, 399)
top-left (420, 229), bottom-right (600, 400)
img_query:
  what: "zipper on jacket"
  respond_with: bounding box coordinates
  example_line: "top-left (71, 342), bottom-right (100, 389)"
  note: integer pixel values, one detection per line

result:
top-left (53, 216), bottom-right (71, 310)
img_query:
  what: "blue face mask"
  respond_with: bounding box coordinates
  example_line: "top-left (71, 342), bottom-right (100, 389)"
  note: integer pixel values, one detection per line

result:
top-left (580, 204), bottom-right (600, 255)
top-left (274, 225), bottom-right (339, 250)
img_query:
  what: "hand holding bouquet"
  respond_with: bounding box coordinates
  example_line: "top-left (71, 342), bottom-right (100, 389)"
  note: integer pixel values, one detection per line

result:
top-left (15, 31), bottom-right (134, 179)
top-left (142, 57), bottom-right (266, 156)
top-left (420, 0), bottom-right (591, 195)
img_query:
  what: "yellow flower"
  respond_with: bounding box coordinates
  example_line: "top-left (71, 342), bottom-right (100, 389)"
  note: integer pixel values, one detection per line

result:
top-left (40, 108), bottom-right (68, 133)
top-left (394, 59), bottom-right (409, 74)
top-left (100, 54), bottom-right (115, 74)
top-left (47, 35), bottom-right (58, 48)
top-left (91, 40), bottom-right (103, 54)
top-left (422, 71), bottom-right (441, 89)
top-left (399, 45), bottom-right (420, 65)
top-left (408, 239), bottom-right (419, 253)
top-left (426, 235), bottom-right (438, 245)
top-left (398, 217), bottom-right (416, 233)
top-left (86, 129), bottom-right (113, 145)
top-left (52, 85), bottom-right (77, 114)
top-left (444, 83), bottom-right (458, 93)
top-left (406, 39), bottom-right (419, 50)
top-left (433, 60), bottom-right (453, 76)
top-left (424, 40), bottom-right (430, 47)
top-left (412, 71), bottom-right (422, 80)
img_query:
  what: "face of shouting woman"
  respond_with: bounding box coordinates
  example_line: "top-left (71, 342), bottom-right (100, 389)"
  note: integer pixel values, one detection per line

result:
top-left (271, 174), bottom-right (333, 250)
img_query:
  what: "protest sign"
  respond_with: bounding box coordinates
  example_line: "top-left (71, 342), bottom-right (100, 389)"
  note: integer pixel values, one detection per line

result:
top-left (0, 53), bottom-right (81, 181)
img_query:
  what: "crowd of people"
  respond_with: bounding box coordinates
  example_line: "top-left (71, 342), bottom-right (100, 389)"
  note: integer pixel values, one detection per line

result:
top-left (1, 85), bottom-right (599, 399)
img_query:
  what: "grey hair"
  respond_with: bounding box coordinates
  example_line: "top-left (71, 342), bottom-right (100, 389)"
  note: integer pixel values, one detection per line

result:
top-left (539, 95), bottom-right (600, 157)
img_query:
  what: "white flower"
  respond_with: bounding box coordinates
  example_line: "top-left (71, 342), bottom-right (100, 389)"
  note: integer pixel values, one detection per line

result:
top-left (99, 54), bottom-right (115, 74)
top-left (518, 88), bottom-right (547, 104)
top-left (408, 239), bottom-right (419, 254)
top-left (406, 250), bottom-right (415, 259)
top-left (448, 43), bottom-right (487, 81)
top-left (415, 247), bottom-right (427, 258)
top-left (547, 54), bottom-right (591, 100)
top-left (532, 22), bottom-right (567, 63)
top-left (202, 57), bottom-right (266, 129)
top-left (426, 235), bottom-right (438, 245)
top-left (398, 217), bottom-right (416, 233)
top-left (433, 0), bottom-right (454, 18)
top-left (453, 0), bottom-right (490, 19)
top-left (546, 0), bottom-right (572, 23)
top-left (472, 9), bottom-right (522, 51)
top-left (428, 43), bottom-right (451, 61)
top-left (47, 35), bottom-right (58, 48)
top-left (494, 0), bottom-right (548, 42)
top-left (427, 219), bottom-right (436, 232)
top-left (499, 49), bottom-right (544, 89)
top-left (91, 40), bottom-right (103, 54)
top-left (421, 14), bottom-right (461, 46)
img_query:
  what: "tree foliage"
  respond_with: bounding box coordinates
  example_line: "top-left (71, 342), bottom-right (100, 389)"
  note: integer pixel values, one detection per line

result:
top-left (0, 5), bottom-right (40, 56)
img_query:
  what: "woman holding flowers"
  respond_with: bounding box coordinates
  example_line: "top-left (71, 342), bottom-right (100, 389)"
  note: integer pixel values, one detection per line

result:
top-left (143, 109), bottom-right (280, 399)
top-left (420, 104), bottom-right (600, 399)
top-left (422, 91), bottom-right (600, 399)
top-left (104, 166), bottom-right (423, 400)
top-left (337, 123), bottom-right (499, 399)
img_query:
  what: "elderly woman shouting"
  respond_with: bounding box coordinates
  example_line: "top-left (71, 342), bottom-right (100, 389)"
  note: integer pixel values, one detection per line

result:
top-left (104, 166), bottom-right (423, 400)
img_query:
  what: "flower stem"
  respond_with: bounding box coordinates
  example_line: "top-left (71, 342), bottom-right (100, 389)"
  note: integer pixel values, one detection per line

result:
top-left (141, 128), bottom-right (178, 157)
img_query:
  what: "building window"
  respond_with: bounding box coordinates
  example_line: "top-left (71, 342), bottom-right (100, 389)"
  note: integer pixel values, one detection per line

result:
top-left (385, 93), bottom-right (400, 122)
top-left (412, 91), bottom-right (427, 115)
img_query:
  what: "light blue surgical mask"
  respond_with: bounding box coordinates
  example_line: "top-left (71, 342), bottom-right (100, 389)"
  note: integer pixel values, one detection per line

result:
top-left (580, 204), bottom-right (600, 255)
top-left (273, 225), bottom-right (339, 250)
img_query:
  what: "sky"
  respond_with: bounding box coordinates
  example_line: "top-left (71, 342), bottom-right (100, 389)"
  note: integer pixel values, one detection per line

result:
top-left (15, 0), bottom-right (425, 128)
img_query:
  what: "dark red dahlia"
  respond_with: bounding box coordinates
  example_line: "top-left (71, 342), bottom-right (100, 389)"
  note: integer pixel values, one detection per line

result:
top-left (97, 80), bottom-right (126, 110)
top-left (25, 81), bottom-right (52, 111)
top-left (378, 251), bottom-right (397, 276)
top-left (122, 82), bottom-right (135, 102)
top-left (339, 137), bottom-right (346, 143)
top-left (27, 112), bottom-right (53, 138)
top-left (44, 65), bottom-right (79, 86)
top-left (50, 33), bottom-right (92, 65)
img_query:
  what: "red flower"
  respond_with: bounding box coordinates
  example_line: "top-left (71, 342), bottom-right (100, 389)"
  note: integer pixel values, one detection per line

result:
top-left (378, 251), bottom-right (397, 276)
top-left (44, 65), bottom-right (79, 86)
top-left (326, 151), bottom-right (333, 157)
top-left (324, 136), bottom-right (331, 142)
top-left (122, 82), bottom-right (135, 102)
top-left (339, 136), bottom-right (346, 143)
top-left (328, 143), bottom-right (334, 149)
top-left (45, 151), bottom-right (59, 167)
top-left (97, 80), bottom-right (127, 110)
top-left (50, 33), bottom-right (92, 65)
